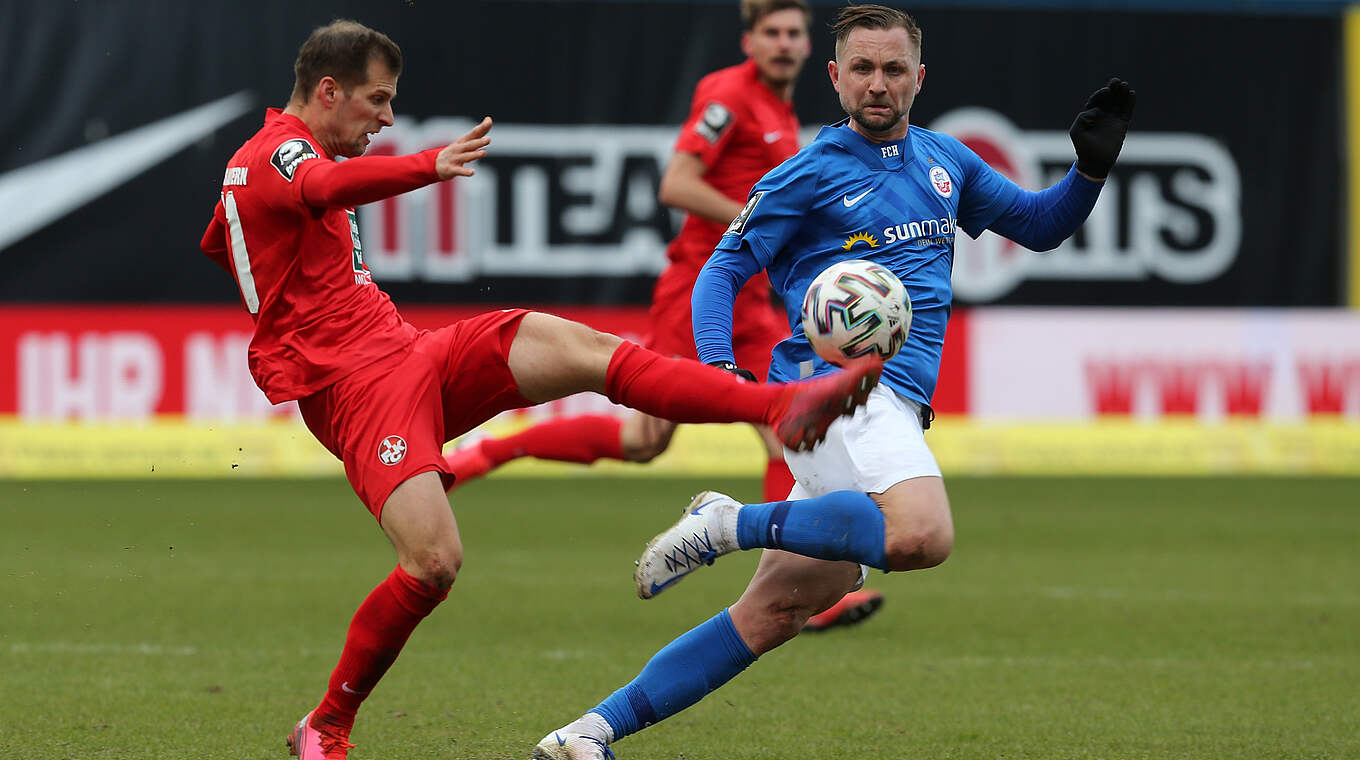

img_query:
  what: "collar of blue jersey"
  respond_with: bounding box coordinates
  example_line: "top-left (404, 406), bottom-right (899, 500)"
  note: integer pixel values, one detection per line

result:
top-left (816, 117), bottom-right (914, 172)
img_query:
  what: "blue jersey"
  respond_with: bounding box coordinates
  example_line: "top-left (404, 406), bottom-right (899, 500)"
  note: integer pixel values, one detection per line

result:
top-left (700, 120), bottom-right (1022, 406)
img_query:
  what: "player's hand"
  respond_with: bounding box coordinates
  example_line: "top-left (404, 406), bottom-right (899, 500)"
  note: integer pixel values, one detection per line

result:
top-left (1069, 78), bottom-right (1135, 180)
top-left (709, 360), bottom-right (758, 383)
top-left (435, 116), bottom-right (492, 180)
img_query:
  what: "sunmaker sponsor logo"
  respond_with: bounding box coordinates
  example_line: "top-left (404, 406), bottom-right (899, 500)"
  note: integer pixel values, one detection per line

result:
top-left (881, 216), bottom-right (956, 249)
top-left (842, 231), bottom-right (878, 251)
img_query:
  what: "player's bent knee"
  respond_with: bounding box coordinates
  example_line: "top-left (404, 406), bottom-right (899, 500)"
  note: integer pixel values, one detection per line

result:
top-left (620, 429), bottom-right (673, 462)
top-left (621, 441), bottom-right (666, 463)
top-left (402, 543), bottom-right (463, 590)
top-left (884, 526), bottom-right (953, 572)
top-left (619, 415), bottom-right (676, 462)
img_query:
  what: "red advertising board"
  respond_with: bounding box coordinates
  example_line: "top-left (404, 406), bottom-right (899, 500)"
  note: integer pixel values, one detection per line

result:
top-left (1, 305), bottom-right (971, 421)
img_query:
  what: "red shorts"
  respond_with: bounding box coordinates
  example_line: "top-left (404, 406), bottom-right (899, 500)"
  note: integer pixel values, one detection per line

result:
top-left (298, 309), bottom-right (534, 520)
top-left (646, 261), bottom-right (789, 382)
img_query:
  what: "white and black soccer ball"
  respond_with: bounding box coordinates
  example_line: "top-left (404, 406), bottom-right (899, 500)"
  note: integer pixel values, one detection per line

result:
top-left (800, 259), bottom-right (911, 364)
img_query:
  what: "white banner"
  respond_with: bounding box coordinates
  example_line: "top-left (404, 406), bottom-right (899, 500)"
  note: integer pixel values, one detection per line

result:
top-left (969, 308), bottom-right (1360, 421)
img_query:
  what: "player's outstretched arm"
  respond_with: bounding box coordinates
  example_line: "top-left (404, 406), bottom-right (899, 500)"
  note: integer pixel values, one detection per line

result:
top-left (1070, 77), bottom-right (1136, 181)
top-left (987, 168), bottom-right (1102, 252)
top-left (298, 117), bottom-right (493, 209)
top-left (434, 116), bottom-right (492, 180)
top-left (984, 79), bottom-right (1136, 251)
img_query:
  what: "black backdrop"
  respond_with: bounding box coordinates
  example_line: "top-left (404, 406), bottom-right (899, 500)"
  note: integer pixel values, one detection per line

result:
top-left (1, 0), bottom-right (1343, 305)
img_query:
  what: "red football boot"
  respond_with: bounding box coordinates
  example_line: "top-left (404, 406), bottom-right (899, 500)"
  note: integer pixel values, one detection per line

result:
top-left (770, 355), bottom-right (881, 452)
top-left (803, 589), bottom-right (885, 632)
top-left (286, 712), bottom-right (355, 760)
top-left (442, 440), bottom-right (494, 491)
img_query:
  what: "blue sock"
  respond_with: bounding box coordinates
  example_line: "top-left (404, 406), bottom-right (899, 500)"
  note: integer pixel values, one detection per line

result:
top-left (590, 608), bottom-right (756, 741)
top-left (735, 490), bottom-right (886, 568)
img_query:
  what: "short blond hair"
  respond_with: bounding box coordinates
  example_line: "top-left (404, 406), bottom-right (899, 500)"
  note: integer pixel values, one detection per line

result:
top-left (832, 4), bottom-right (922, 61)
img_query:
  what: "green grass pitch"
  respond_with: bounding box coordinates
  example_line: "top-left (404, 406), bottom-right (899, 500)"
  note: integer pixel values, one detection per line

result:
top-left (2, 476), bottom-right (1357, 759)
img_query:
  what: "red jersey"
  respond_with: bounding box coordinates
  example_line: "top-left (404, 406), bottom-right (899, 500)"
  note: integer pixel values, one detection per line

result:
top-left (201, 109), bottom-right (439, 404)
top-left (669, 59), bottom-right (800, 266)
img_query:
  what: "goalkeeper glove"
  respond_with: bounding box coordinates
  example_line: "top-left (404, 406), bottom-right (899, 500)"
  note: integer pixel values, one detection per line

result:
top-left (1069, 77), bottom-right (1135, 180)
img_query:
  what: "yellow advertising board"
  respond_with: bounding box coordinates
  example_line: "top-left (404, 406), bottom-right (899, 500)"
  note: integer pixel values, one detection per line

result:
top-left (3, 416), bottom-right (1356, 479)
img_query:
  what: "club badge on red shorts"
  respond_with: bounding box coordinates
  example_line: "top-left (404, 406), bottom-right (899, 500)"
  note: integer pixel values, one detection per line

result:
top-left (378, 435), bottom-right (407, 466)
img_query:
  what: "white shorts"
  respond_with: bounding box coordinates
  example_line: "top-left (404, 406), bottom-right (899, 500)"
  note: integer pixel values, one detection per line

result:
top-left (782, 383), bottom-right (942, 591)
top-left (784, 383), bottom-right (941, 497)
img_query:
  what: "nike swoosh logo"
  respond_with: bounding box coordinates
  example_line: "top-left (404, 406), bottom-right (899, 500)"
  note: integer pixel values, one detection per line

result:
top-left (649, 576), bottom-right (685, 596)
top-left (555, 733), bottom-right (566, 747)
top-left (0, 91), bottom-right (253, 252)
top-left (340, 682), bottom-right (367, 695)
top-left (690, 497), bottom-right (723, 516)
top-left (763, 131), bottom-right (782, 144)
top-left (842, 189), bottom-right (871, 207)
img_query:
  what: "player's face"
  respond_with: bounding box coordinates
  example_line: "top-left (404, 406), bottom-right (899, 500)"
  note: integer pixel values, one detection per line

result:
top-left (830, 26), bottom-right (924, 141)
top-left (330, 58), bottom-right (398, 158)
top-left (742, 8), bottom-right (811, 90)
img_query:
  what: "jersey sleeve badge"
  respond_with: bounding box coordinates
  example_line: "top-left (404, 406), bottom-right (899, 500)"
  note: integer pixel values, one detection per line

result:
top-left (724, 191), bottom-right (764, 236)
top-left (694, 102), bottom-right (734, 144)
top-left (270, 138), bottom-right (320, 182)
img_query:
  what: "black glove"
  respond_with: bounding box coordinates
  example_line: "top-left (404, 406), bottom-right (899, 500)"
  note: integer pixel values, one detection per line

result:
top-left (708, 360), bottom-right (757, 383)
top-left (1069, 77), bottom-right (1135, 180)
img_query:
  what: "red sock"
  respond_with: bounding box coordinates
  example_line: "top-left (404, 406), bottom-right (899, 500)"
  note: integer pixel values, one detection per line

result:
top-left (762, 457), bottom-right (796, 501)
top-left (480, 414), bottom-right (624, 466)
top-left (604, 341), bottom-right (784, 425)
top-left (312, 566), bottom-right (448, 735)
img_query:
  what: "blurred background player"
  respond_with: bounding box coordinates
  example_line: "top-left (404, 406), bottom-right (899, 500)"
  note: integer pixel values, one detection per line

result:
top-left (442, 0), bottom-right (884, 632)
top-left (533, 6), bottom-right (1133, 758)
top-left (199, 19), bottom-right (881, 760)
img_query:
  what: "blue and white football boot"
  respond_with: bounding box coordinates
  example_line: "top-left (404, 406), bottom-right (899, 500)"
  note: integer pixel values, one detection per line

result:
top-left (532, 730), bottom-right (615, 760)
top-left (634, 490), bottom-right (741, 599)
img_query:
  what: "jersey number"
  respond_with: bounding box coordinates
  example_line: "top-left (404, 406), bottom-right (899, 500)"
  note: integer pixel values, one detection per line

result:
top-left (222, 191), bottom-right (261, 314)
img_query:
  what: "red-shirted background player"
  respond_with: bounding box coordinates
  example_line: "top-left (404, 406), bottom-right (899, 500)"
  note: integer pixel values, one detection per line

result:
top-left (443, 0), bottom-right (884, 633)
top-left (199, 19), bottom-right (879, 760)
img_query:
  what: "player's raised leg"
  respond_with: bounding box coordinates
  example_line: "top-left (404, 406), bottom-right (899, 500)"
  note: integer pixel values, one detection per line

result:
top-left (503, 312), bottom-right (879, 450)
top-left (291, 472), bottom-right (456, 759)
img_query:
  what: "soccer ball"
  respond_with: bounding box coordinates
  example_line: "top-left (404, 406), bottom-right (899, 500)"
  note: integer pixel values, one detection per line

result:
top-left (800, 259), bottom-right (911, 364)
